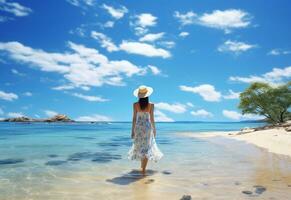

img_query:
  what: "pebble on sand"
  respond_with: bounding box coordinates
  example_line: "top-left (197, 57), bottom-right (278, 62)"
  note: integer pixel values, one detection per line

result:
top-left (242, 190), bottom-right (253, 195)
top-left (162, 170), bottom-right (172, 175)
top-left (254, 185), bottom-right (267, 194)
top-left (180, 195), bottom-right (192, 200)
top-left (144, 179), bottom-right (155, 184)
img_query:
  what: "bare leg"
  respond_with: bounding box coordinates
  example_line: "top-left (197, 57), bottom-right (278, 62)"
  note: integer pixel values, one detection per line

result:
top-left (140, 159), bottom-right (143, 169)
top-left (141, 158), bottom-right (145, 173)
top-left (141, 157), bottom-right (148, 175)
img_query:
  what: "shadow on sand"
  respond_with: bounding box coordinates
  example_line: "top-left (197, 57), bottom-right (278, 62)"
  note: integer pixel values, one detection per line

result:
top-left (106, 169), bottom-right (157, 185)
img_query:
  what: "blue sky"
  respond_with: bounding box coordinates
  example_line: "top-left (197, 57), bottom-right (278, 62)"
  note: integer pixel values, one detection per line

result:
top-left (0, 0), bottom-right (290, 122)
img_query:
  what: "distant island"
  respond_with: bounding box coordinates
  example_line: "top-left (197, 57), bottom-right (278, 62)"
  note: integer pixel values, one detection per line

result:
top-left (0, 114), bottom-right (74, 123)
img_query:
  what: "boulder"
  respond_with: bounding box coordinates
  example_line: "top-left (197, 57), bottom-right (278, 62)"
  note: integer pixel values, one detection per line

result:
top-left (1, 114), bottom-right (74, 123)
top-left (3, 116), bottom-right (33, 122)
top-left (180, 195), bottom-right (192, 200)
top-left (44, 114), bottom-right (74, 122)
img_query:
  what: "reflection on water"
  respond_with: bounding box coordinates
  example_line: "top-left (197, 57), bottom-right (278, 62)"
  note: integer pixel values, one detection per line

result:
top-left (0, 122), bottom-right (290, 200)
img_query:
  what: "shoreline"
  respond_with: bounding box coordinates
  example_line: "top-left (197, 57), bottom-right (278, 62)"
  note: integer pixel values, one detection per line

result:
top-left (178, 127), bottom-right (291, 157)
top-left (1, 122), bottom-right (291, 199)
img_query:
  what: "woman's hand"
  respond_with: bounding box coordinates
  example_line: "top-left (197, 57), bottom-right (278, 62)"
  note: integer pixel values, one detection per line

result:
top-left (131, 132), bottom-right (135, 139)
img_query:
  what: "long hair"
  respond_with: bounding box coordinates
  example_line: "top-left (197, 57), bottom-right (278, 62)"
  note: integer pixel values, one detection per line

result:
top-left (138, 97), bottom-right (149, 110)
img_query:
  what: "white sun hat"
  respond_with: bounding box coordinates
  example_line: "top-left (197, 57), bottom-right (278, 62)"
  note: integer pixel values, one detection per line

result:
top-left (133, 85), bottom-right (153, 98)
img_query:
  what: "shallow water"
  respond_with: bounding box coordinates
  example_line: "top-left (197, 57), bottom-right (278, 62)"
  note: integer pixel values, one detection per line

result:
top-left (0, 122), bottom-right (291, 200)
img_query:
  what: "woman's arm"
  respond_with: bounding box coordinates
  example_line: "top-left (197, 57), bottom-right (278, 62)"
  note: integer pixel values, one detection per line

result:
top-left (150, 104), bottom-right (156, 137)
top-left (131, 103), bottom-right (137, 139)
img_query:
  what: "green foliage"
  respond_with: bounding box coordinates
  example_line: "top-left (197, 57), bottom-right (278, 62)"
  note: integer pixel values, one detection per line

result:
top-left (238, 81), bottom-right (291, 124)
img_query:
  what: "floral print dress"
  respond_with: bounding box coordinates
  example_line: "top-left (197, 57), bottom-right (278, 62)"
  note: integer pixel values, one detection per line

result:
top-left (128, 111), bottom-right (163, 162)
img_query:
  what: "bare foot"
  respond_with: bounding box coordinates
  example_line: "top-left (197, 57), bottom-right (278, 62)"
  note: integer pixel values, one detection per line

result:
top-left (141, 169), bottom-right (146, 176)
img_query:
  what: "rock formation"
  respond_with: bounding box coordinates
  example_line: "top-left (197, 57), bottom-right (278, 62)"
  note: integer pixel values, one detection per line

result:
top-left (1, 114), bottom-right (74, 123)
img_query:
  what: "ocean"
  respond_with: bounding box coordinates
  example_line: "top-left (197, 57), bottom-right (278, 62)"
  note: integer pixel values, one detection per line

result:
top-left (1, 122), bottom-right (291, 200)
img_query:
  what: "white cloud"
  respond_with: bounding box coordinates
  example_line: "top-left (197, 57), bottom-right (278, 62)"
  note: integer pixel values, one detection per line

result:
top-left (102, 4), bottom-right (128, 19)
top-left (139, 32), bottom-right (164, 42)
top-left (0, 41), bottom-right (146, 89)
top-left (23, 92), bottom-right (32, 96)
top-left (222, 110), bottom-right (264, 121)
top-left (179, 32), bottom-right (189, 37)
top-left (7, 112), bottom-right (24, 118)
top-left (158, 41), bottom-right (175, 49)
top-left (147, 65), bottom-right (161, 75)
top-left (91, 31), bottom-right (119, 52)
top-left (0, 41), bottom-right (70, 73)
top-left (133, 26), bottom-right (148, 36)
top-left (90, 32), bottom-right (171, 58)
top-left (75, 114), bottom-right (112, 121)
top-left (131, 13), bottom-right (157, 36)
top-left (11, 69), bottom-right (25, 76)
top-left (72, 93), bottom-right (108, 102)
top-left (264, 66), bottom-right (291, 80)
top-left (0, 108), bottom-right (4, 115)
top-left (174, 9), bottom-right (252, 33)
top-left (155, 102), bottom-right (187, 114)
top-left (223, 90), bottom-right (240, 99)
top-left (186, 102), bottom-right (194, 107)
top-left (103, 21), bottom-right (115, 28)
top-left (52, 85), bottom-right (75, 91)
top-left (119, 41), bottom-right (171, 58)
top-left (230, 76), bottom-right (266, 84)
top-left (80, 86), bottom-right (90, 91)
top-left (69, 27), bottom-right (86, 37)
top-left (44, 110), bottom-right (58, 117)
top-left (0, 90), bottom-right (18, 101)
top-left (0, 0), bottom-right (32, 17)
top-left (218, 40), bottom-right (256, 54)
top-left (198, 9), bottom-right (251, 33)
top-left (191, 109), bottom-right (213, 118)
top-left (53, 84), bottom-right (90, 91)
top-left (135, 13), bottom-right (157, 27)
top-left (222, 110), bottom-right (241, 120)
top-left (268, 49), bottom-right (280, 56)
top-left (179, 84), bottom-right (221, 102)
top-left (174, 11), bottom-right (197, 26)
top-left (230, 66), bottom-right (291, 85)
top-left (268, 49), bottom-right (291, 56)
top-left (154, 110), bottom-right (174, 122)
top-left (66, 0), bottom-right (95, 7)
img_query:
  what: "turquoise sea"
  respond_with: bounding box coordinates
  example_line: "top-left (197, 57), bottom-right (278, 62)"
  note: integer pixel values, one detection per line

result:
top-left (1, 122), bottom-right (291, 200)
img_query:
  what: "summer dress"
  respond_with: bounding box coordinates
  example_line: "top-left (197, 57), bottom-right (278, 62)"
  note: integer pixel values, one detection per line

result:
top-left (128, 109), bottom-right (163, 162)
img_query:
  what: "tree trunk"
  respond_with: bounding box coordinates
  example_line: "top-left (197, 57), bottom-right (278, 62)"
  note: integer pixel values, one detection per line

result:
top-left (280, 110), bottom-right (286, 123)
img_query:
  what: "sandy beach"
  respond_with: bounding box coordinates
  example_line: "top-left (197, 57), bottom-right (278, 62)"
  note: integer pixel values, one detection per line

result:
top-left (179, 127), bottom-right (291, 157)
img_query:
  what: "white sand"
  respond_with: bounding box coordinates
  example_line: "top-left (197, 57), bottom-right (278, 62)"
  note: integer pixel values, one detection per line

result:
top-left (179, 127), bottom-right (291, 157)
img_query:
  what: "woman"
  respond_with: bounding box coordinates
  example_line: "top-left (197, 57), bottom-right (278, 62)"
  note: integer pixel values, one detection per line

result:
top-left (128, 85), bottom-right (163, 175)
